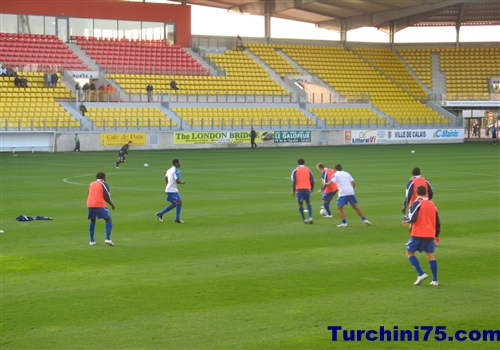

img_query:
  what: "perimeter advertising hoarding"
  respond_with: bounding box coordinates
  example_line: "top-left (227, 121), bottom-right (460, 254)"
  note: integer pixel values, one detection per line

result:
top-left (175, 131), bottom-right (265, 145)
top-left (273, 131), bottom-right (312, 143)
top-left (100, 133), bottom-right (146, 146)
top-left (442, 100), bottom-right (500, 107)
top-left (174, 131), bottom-right (311, 144)
top-left (344, 129), bottom-right (464, 144)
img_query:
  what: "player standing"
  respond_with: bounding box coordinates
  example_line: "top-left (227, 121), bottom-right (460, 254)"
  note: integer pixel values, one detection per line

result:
top-left (115, 141), bottom-right (132, 168)
top-left (316, 163), bottom-right (337, 218)
top-left (87, 172), bottom-right (115, 246)
top-left (401, 167), bottom-right (433, 214)
top-left (156, 159), bottom-right (186, 223)
top-left (291, 158), bottom-right (314, 223)
top-left (327, 164), bottom-right (370, 227)
top-left (402, 185), bottom-right (441, 286)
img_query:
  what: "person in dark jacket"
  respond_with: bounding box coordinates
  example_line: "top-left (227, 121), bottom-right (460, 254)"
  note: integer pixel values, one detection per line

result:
top-left (146, 82), bottom-right (154, 102)
top-left (114, 141), bottom-right (132, 168)
top-left (51, 72), bottom-right (58, 88)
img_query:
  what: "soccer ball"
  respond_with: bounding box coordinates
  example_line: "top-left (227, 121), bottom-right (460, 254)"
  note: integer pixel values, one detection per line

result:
top-left (320, 208), bottom-right (328, 217)
top-left (144, 163), bottom-right (149, 168)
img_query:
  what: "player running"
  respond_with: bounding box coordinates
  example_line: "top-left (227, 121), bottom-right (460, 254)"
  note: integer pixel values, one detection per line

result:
top-left (403, 185), bottom-right (441, 286)
top-left (115, 141), bottom-right (132, 168)
top-left (156, 159), bottom-right (186, 223)
top-left (326, 164), bottom-right (371, 227)
top-left (316, 163), bottom-right (338, 218)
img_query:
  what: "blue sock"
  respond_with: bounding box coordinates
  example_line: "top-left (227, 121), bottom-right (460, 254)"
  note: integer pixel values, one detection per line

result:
top-left (429, 260), bottom-right (438, 281)
top-left (176, 204), bottom-right (182, 220)
top-left (408, 255), bottom-right (424, 276)
top-left (89, 222), bottom-right (95, 242)
top-left (299, 207), bottom-right (305, 220)
top-left (307, 204), bottom-right (312, 218)
top-left (324, 202), bottom-right (331, 215)
top-left (341, 219), bottom-right (347, 224)
top-left (361, 217), bottom-right (366, 221)
top-left (105, 221), bottom-right (112, 240)
top-left (159, 204), bottom-right (174, 216)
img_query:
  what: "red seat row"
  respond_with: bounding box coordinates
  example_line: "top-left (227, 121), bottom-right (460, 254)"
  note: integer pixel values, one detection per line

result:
top-left (102, 66), bottom-right (207, 75)
top-left (73, 36), bottom-right (181, 47)
top-left (0, 32), bottom-right (61, 43)
top-left (74, 36), bottom-right (206, 76)
top-left (0, 59), bottom-right (88, 71)
top-left (1, 32), bottom-right (90, 72)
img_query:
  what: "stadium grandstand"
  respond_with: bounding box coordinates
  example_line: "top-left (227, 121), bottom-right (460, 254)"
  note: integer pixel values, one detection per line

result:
top-left (0, 0), bottom-right (499, 151)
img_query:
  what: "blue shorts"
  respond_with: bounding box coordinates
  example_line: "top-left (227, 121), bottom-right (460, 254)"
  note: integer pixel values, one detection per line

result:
top-left (296, 189), bottom-right (311, 203)
top-left (322, 191), bottom-right (337, 202)
top-left (337, 195), bottom-right (358, 206)
top-left (406, 236), bottom-right (435, 253)
top-left (88, 208), bottom-right (111, 220)
top-left (167, 192), bottom-right (182, 205)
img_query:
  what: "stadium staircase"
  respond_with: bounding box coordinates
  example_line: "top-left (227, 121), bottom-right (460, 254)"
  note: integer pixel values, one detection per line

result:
top-left (244, 48), bottom-right (298, 97)
top-left (430, 52), bottom-right (447, 95)
top-left (394, 49), bottom-right (432, 93)
top-left (183, 48), bottom-right (220, 76)
top-left (66, 43), bottom-right (101, 72)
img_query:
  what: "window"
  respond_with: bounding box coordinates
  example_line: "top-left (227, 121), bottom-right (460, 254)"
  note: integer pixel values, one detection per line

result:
top-left (0, 14), bottom-right (17, 33)
top-left (45, 16), bottom-right (56, 35)
top-left (119, 20), bottom-right (140, 40)
top-left (70, 18), bottom-right (93, 38)
top-left (142, 21), bottom-right (164, 40)
top-left (94, 19), bottom-right (118, 39)
top-left (166, 23), bottom-right (175, 44)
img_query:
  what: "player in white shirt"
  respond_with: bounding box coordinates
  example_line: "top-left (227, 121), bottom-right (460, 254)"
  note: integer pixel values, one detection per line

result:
top-left (156, 159), bottom-right (186, 223)
top-left (326, 164), bottom-right (371, 227)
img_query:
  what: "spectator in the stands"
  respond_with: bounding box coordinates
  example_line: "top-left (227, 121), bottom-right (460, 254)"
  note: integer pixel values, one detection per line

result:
top-left (98, 83), bottom-right (106, 102)
top-left (44, 71), bottom-right (51, 88)
top-left (89, 80), bottom-right (97, 102)
top-left (6, 66), bottom-right (16, 77)
top-left (14, 75), bottom-right (22, 87)
top-left (75, 82), bottom-right (82, 101)
top-left (82, 81), bottom-right (90, 101)
top-left (106, 83), bottom-right (114, 101)
top-left (51, 72), bottom-right (59, 88)
top-left (236, 35), bottom-right (245, 51)
top-left (170, 80), bottom-right (179, 91)
top-left (14, 75), bottom-right (29, 88)
top-left (1, 65), bottom-right (16, 77)
top-left (79, 102), bottom-right (88, 116)
top-left (146, 82), bottom-right (154, 102)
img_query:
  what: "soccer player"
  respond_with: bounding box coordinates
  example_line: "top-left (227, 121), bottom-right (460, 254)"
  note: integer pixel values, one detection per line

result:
top-left (87, 172), bottom-right (115, 246)
top-left (326, 164), bottom-right (370, 227)
top-left (316, 163), bottom-right (338, 218)
top-left (115, 141), bottom-right (132, 168)
top-left (403, 185), bottom-right (441, 286)
top-left (156, 158), bottom-right (186, 223)
top-left (401, 167), bottom-right (433, 214)
top-left (291, 158), bottom-right (314, 223)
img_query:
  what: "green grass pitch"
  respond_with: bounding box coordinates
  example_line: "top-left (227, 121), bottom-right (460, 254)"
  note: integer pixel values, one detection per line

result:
top-left (1, 143), bottom-right (499, 349)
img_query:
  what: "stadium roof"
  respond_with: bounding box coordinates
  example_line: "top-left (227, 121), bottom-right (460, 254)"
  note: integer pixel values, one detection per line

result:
top-left (180, 0), bottom-right (500, 34)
